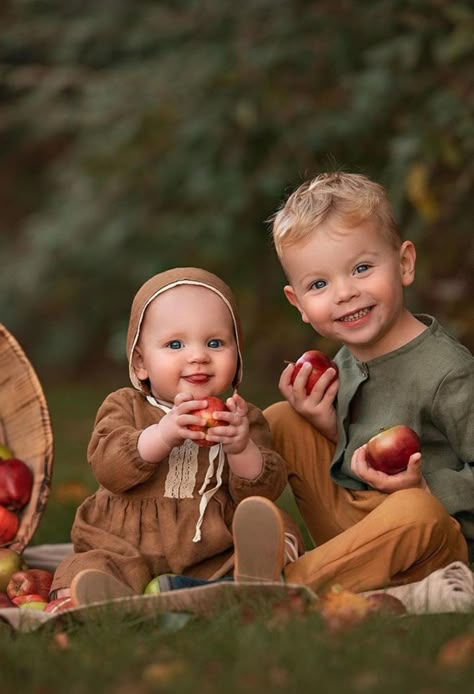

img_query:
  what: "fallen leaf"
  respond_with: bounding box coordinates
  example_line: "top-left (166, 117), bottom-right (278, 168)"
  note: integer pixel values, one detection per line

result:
top-left (142, 660), bottom-right (186, 684)
top-left (51, 631), bottom-right (70, 650)
top-left (437, 633), bottom-right (474, 668)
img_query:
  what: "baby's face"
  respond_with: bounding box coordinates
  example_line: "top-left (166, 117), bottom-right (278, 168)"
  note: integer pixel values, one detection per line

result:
top-left (132, 285), bottom-right (238, 403)
top-left (282, 219), bottom-right (415, 361)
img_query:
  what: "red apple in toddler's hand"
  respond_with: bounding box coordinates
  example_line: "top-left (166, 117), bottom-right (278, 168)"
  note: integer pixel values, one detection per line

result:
top-left (290, 350), bottom-right (338, 396)
top-left (188, 397), bottom-right (230, 447)
top-left (7, 568), bottom-right (53, 601)
top-left (0, 457), bottom-right (34, 509)
top-left (366, 425), bottom-right (420, 475)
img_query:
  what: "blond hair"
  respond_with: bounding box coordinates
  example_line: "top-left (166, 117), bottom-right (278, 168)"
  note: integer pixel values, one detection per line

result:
top-left (271, 172), bottom-right (401, 257)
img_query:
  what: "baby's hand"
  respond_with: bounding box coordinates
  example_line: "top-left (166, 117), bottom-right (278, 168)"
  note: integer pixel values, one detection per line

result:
top-left (351, 445), bottom-right (428, 493)
top-left (138, 393), bottom-right (209, 461)
top-left (279, 362), bottom-right (338, 443)
top-left (203, 392), bottom-right (250, 454)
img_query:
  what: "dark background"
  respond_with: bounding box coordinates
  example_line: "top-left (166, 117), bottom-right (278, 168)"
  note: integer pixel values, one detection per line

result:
top-left (1, 0), bottom-right (473, 408)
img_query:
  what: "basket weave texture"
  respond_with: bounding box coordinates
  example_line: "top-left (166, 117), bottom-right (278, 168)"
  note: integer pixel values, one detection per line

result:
top-left (0, 323), bottom-right (53, 553)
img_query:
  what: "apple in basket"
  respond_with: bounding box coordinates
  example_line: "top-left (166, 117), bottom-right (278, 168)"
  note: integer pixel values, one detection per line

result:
top-left (7, 568), bottom-right (53, 601)
top-left (0, 443), bottom-right (14, 460)
top-left (289, 350), bottom-right (338, 395)
top-left (366, 425), bottom-right (421, 475)
top-left (0, 548), bottom-right (27, 592)
top-left (0, 591), bottom-right (17, 608)
top-left (12, 593), bottom-right (48, 610)
top-left (0, 505), bottom-right (19, 545)
top-left (188, 397), bottom-right (230, 447)
top-left (44, 596), bottom-right (75, 613)
top-left (0, 457), bottom-right (33, 510)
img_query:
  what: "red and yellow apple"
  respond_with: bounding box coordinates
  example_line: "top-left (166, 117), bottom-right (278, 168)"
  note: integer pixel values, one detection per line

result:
top-left (366, 425), bottom-right (420, 475)
top-left (13, 593), bottom-right (48, 610)
top-left (0, 505), bottom-right (19, 544)
top-left (0, 457), bottom-right (33, 510)
top-left (7, 568), bottom-right (53, 601)
top-left (290, 350), bottom-right (338, 395)
top-left (188, 397), bottom-right (230, 447)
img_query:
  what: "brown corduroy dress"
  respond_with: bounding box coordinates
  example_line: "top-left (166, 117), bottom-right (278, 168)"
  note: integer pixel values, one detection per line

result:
top-left (51, 268), bottom-right (298, 593)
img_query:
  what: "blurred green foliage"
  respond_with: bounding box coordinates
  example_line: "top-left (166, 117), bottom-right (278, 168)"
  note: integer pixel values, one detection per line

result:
top-left (1, 0), bottom-right (473, 401)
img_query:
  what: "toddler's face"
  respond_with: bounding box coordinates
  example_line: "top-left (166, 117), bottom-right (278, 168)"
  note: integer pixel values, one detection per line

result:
top-left (282, 219), bottom-right (415, 361)
top-left (132, 285), bottom-right (238, 402)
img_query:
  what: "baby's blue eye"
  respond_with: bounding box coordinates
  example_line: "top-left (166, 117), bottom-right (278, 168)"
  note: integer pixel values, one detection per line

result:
top-left (311, 280), bottom-right (326, 290)
top-left (354, 264), bottom-right (370, 274)
top-left (167, 340), bottom-right (183, 350)
top-left (208, 339), bottom-right (222, 348)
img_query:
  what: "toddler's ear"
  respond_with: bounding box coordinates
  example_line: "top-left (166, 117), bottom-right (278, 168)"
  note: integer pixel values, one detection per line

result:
top-left (400, 240), bottom-right (417, 287)
top-left (131, 347), bottom-right (148, 381)
top-left (283, 285), bottom-right (310, 324)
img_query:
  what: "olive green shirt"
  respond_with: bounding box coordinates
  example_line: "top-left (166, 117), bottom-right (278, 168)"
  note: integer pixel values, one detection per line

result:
top-left (330, 315), bottom-right (474, 557)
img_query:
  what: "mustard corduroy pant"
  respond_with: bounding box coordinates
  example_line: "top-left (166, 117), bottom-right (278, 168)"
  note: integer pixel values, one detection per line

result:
top-left (264, 401), bottom-right (468, 593)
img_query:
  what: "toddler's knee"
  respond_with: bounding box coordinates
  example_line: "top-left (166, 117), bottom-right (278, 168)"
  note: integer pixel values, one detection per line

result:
top-left (263, 401), bottom-right (294, 430)
top-left (391, 488), bottom-right (465, 550)
top-left (391, 488), bottom-right (448, 526)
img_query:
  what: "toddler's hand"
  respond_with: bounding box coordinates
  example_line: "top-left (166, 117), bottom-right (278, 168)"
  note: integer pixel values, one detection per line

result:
top-left (279, 362), bottom-right (338, 443)
top-left (203, 392), bottom-right (250, 454)
top-left (351, 445), bottom-right (428, 493)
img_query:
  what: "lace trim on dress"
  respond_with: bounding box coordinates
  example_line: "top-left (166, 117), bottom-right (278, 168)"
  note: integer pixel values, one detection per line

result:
top-left (146, 394), bottom-right (225, 543)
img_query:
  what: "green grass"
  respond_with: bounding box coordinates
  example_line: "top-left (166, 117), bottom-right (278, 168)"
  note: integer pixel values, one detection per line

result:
top-left (9, 381), bottom-right (472, 693)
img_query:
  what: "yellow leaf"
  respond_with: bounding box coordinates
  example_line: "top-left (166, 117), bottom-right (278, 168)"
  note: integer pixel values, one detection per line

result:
top-left (406, 163), bottom-right (439, 221)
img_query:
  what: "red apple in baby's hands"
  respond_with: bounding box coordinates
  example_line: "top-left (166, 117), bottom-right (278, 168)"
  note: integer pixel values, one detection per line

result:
top-left (188, 397), bottom-right (230, 447)
top-left (0, 457), bottom-right (34, 509)
top-left (289, 350), bottom-right (338, 395)
top-left (7, 568), bottom-right (53, 601)
top-left (366, 425), bottom-right (420, 475)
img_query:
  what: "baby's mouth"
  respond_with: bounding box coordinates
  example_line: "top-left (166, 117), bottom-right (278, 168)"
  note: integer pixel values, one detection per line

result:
top-left (337, 307), bottom-right (372, 322)
top-left (184, 374), bottom-right (210, 384)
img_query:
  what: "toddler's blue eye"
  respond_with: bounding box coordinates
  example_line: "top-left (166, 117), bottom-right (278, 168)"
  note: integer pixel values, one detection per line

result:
top-left (355, 264), bottom-right (369, 274)
top-left (311, 280), bottom-right (326, 290)
top-left (168, 340), bottom-right (183, 349)
top-left (208, 339), bottom-right (222, 348)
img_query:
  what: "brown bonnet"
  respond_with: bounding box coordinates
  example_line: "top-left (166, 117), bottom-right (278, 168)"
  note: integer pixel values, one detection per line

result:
top-left (126, 267), bottom-right (244, 393)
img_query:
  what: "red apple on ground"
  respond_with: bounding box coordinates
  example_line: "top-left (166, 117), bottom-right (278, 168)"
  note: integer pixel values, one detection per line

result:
top-left (12, 593), bottom-right (48, 610)
top-left (0, 591), bottom-right (18, 608)
top-left (0, 457), bottom-right (33, 509)
top-left (0, 548), bottom-right (26, 591)
top-left (44, 596), bottom-right (75, 613)
top-left (7, 568), bottom-right (53, 601)
top-left (0, 443), bottom-right (14, 460)
top-left (289, 350), bottom-right (339, 395)
top-left (366, 425), bottom-right (420, 475)
top-left (366, 593), bottom-right (406, 615)
top-left (188, 397), bottom-right (230, 447)
top-left (0, 505), bottom-right (19, 544)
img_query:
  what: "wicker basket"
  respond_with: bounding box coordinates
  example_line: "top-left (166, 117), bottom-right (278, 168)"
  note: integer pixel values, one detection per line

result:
top-left (0, 323), bottom-right (53, 553)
